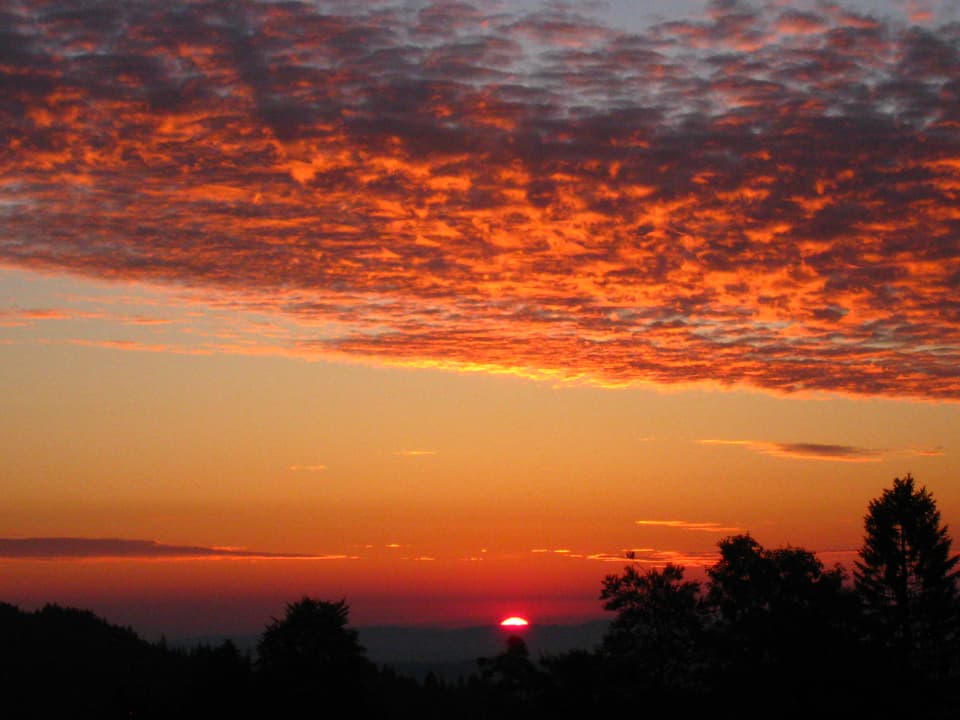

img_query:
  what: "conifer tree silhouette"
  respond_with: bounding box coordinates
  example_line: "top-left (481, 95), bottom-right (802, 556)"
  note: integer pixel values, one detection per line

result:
top-left (855, 475), bottom-right (960, 673)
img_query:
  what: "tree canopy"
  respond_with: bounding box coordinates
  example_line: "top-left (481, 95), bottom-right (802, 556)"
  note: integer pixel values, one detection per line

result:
top-left (599, 562), bottom-right (702, 692)
top-left (256, 597), bottom-right (376, 713)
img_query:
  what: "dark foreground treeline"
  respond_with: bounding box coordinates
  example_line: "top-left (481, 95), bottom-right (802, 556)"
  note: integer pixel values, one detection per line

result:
top-left (3, 474), bottom-right (959, 719)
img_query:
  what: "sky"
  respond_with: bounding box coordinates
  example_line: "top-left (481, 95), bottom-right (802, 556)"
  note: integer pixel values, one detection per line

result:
top-left (1, 0), bottom-right (959, 636)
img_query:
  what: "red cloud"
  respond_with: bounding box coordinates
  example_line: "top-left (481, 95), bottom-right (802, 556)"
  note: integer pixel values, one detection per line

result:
top-left (2, 1), bottom-right (959, 398)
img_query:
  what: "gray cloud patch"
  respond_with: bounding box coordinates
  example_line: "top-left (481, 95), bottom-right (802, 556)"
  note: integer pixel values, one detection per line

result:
top-left (771, 442), bottom-right (884, 460)
top-left (0, 537), bottom-right (322, 559)
top-left (699, 439), bottom-right (885, 461)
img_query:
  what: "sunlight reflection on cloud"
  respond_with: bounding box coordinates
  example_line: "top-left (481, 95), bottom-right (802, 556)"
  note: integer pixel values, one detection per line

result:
top-left (2, 1), bottom-right (959, 398)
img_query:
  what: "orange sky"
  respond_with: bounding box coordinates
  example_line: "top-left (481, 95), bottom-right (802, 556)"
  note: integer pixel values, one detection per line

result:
top-left (1, 0), bottom-right (959, 635)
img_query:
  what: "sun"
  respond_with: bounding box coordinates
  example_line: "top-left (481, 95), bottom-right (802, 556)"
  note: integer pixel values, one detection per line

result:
top-left (499, 616), bottom-right (530, 628)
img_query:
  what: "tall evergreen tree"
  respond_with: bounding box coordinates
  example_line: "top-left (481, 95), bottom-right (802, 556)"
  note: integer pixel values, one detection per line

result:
top-left (855, 475), bottom-right (960, 672)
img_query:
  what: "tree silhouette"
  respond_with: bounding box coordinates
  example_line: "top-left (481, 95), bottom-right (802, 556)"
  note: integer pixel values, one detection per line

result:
top-left (473, 634), bottom-right (542, 718)
top-left (256, 597), bottom-right (376, 713)
top-left (478, 635), bottom-right (539, 694)
top-left (538, 649), bottom-right (608, 714)
top-left (600, 561), bottom-right (703, 693)
top-left (855, 475), bottom-right (960, 674)
top-left (706, 532), bottom-right (857, 713)
top-left (0, 602), bottom-right (204, 718)
top-left (708, 536), bottom-right (849, 628)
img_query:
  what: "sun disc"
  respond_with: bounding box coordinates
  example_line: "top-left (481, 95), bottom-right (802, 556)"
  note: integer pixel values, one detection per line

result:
top-left (499, 616), bottom-right (530, 628)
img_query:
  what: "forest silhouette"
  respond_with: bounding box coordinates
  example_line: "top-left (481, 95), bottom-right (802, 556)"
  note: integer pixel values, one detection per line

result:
top-left (2, 475), bottom-right (958, 719)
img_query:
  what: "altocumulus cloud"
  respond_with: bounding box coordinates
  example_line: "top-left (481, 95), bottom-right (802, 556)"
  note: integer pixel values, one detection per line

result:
top-left (2, 1), bottom-right (960, 398)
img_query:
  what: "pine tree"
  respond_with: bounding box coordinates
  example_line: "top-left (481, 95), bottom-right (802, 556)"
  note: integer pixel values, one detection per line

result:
top-left (855, 475), bottom-right (960, 672)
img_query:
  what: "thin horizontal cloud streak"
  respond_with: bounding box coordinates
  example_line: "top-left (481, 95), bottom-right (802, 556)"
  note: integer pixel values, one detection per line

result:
top-left (908, 445), bottom-right (946, 457)
top-left (635, 520), bottom-right (744, 533)
top-left (700, 438), bottom-right (885, 461)
top-left (585, 549), bottom-right (721, 566)
top-left (583, 546), bottom-right (862, 567)
top-left (2, 2), bottom-right (960, 397)
top-left (531, 546), bottom-right (720, 565)
top-left (0, 537), bottom-right (347, 561)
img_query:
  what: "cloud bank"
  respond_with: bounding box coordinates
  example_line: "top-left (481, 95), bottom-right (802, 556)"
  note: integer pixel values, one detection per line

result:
top-left (2, 1), bottom-right (959, 397)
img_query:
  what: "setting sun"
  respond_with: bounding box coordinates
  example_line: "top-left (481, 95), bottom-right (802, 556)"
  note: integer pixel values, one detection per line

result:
top-left (499, 616), bottom-right (530, 628)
